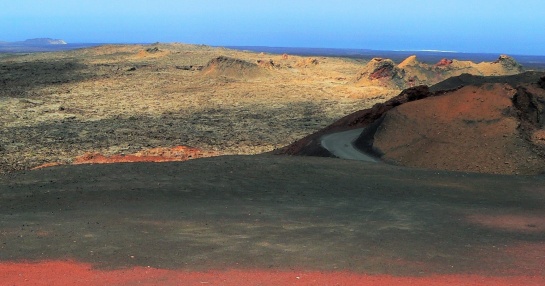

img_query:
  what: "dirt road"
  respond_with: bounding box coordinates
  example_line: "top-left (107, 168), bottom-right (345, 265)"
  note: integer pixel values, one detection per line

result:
top-left (320, 128), bottom-right (377, 162)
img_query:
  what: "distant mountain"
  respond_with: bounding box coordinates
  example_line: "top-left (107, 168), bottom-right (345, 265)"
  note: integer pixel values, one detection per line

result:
top-left (0, 38), bottom-right (68, 46)
top-left (0, 38), bottom-right (101, 53)
top-left (18, 38), bottom-right (67, 45)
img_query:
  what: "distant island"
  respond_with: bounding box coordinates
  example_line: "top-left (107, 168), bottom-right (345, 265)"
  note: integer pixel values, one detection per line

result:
top-left (1, 38), bottom-right (67, 46)
top-left (18, 38), bottom-right (68, 45)
top-left (0, 38), bottom-right (103, 53)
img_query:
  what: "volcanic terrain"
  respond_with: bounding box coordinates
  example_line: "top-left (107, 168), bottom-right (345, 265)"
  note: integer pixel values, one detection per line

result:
top-left (282, 71), bottom-right (545, 175)
top-left (0, 44), bottom-right (388, 173)
top-left (2, 44), bottom-right (545, 285)
top-left (0, 44), bottom-right (530, 173)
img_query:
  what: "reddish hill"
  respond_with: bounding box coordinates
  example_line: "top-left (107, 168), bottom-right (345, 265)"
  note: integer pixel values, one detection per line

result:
top-left (277, 72), bottom-right (545, 175)
top-left (369, 83), bottom-right (544, 174)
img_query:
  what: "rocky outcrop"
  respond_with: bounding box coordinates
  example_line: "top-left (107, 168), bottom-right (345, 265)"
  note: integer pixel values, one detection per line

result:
top-left (256, 59), bottom-right (277, 69)
top-left (354, 58), bottom-right (406, 89)
top-left (513, 86), bottom-right (545, 128)
top-left (495, 55), bottom-right (523, 69)
top-left (145, 47), bottom-right (160, 53)
top-left (201, 56), bottom-right (267, 78)
top-left (354, 55), bottom-right (525, 90)
top-left (511, 80), bottom-right (545, 151)
top-left (435, 58), bottom-right (453, 67)
top-left (474, 55), bottom-right (524, 76)
top-left (295, 57), bottom-right (320, 68)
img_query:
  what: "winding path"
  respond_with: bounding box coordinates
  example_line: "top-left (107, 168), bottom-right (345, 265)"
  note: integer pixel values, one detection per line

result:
top-left (320, 128), bottom-right (377, 162)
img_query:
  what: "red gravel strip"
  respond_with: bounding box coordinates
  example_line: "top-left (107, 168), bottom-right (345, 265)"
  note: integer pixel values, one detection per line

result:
top-left (1, 260), bottom-right (543, 286)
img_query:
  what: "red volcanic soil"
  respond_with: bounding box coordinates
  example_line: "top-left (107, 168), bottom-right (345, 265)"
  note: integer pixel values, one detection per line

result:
top-left (2, 260), bottom-right (544, 286)
top-left (370, 81), bottom-right (545, 174)
top-left (371, 84), bottom-right (530, 174)
top-left (33, 146), bottom-right (218, 169)
top-left (74, 146), bottom-right (218, 164)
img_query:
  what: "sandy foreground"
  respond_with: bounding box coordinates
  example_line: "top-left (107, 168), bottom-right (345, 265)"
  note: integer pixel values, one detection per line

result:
top-left (1, 155), bottom-right (544, 285)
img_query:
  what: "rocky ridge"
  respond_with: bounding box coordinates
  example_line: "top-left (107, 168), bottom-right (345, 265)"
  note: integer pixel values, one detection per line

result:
top-left (354, 55), bottom-right (524, 89)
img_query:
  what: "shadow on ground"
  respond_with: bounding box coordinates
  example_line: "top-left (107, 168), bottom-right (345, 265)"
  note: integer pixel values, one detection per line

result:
top-left (0, 58), bottom-right (93, 98)
top-left (0, 102), bottom-right (337, 173)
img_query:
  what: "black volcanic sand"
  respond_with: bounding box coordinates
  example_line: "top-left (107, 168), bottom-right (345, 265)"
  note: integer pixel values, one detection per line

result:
top-left (1, 155), bottom-right (544, 277)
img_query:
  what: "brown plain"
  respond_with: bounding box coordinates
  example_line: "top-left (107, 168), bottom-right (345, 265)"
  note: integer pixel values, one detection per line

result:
top-left (0, 44), bottom-right (530, 174)
top-left (0, 44), bottom-right (397, 173)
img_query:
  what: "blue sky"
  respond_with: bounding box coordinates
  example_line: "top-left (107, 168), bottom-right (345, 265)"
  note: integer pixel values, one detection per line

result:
top-left (1, 0), bottom-right (544, 55)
